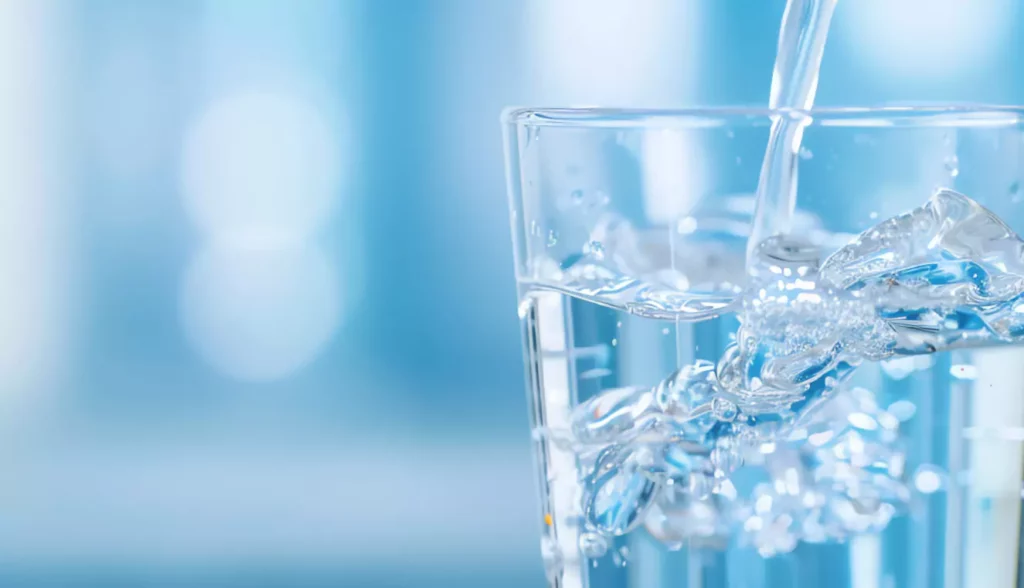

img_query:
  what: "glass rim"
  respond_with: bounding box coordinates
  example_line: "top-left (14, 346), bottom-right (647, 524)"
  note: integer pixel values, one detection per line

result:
top-left (502, 105), bottom-right (1024, 129)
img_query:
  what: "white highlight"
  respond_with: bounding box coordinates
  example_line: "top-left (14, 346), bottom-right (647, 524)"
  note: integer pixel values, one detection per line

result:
top-left (642, 130), bottom-right (706, 225)
top-left (528, 0), bottom-right (700, 106)
top-left (914, 467), bottom-right (942, 495)
top-left (950, 363), bottom-right (978, 380)
top-left (182, 91), bottom-right (341, 243)
top-left (180, 242), bottom-right (341, 382)
top-left (886, 400), bottom-right (917, 422)
top-left (841, 0), bottom-right (1012, 80)
top-left (528, 0), bottom-right (706, 228)
top-left (963, 348), bottom-right (1024, 588)
top-left (0, 1), bottom-right (66, 400)
top-left (850, 535), bottom-right (882, 588)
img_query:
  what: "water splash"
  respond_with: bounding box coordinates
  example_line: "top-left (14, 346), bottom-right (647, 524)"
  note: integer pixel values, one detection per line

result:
top-left (569, 189), bottom-right (1024, 554)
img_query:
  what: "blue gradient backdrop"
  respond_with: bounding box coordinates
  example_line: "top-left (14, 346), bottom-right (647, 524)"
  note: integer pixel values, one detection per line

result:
top-left (0, 1), bottom-right (1021, 586)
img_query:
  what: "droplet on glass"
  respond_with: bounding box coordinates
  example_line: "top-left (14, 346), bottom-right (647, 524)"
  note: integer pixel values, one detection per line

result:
top-left (944, 154), bottom-right (959, 178)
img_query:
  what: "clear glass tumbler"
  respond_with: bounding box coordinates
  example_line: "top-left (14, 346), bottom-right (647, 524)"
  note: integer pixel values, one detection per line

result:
top-left (503, 106), bottom-right (1024, 588)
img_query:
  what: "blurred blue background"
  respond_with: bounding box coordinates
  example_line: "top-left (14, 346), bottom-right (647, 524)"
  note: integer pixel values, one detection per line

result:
top-left (0, 1), bottom-right (1021, 586)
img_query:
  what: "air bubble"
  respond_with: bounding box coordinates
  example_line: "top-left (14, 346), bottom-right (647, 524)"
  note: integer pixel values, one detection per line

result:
top-left (711, 397), bottom-right (739, 422)
top-left (913, 465), bottom-right (945, 494)
top-left (579, 532), bottom-right (609, 559)
top-left (611, 546), bottom-right (629, 567)
top-left (886, 400), bottom-right (917, 422)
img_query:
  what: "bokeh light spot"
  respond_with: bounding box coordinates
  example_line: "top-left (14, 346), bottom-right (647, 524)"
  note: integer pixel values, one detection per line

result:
top-left (180, 241), bottom-right (342, 382)
top-left (181, 91), bottom-right (342, 242)
top-left (841, 0), bottom-right (1012, 80)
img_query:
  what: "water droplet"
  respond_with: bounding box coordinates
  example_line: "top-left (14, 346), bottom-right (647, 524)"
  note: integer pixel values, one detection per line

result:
top-left (869, 211), bottom-right (878, 220)
top-left (578, 532), bottom-right (609, 559)
top-left (726, 129), bottom-right (736, 139)
top-left (662, 327), bottom-right (670, 335)
top-left (571, 189), bottom-right (584, 203)
top-left (1011, 181), bottom-right (1021, 202)
top-left (944, 154), bottom-right (960, 178)
top-left (611, 338), bottom-right (618, 347)
top-left (612, 546), bottom-right (629, 567)
top-left (798, 146), bottom-right (813, 160)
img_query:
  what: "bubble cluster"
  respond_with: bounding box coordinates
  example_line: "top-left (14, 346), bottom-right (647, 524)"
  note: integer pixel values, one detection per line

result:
top-left (567, 189), bottom-right (1024, 557)
top-left (574, 381), bottom-right (907, 556)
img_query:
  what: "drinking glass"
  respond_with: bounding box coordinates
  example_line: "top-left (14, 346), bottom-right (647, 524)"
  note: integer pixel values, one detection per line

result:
top-left (503, 106), bottom-right (1024, 588)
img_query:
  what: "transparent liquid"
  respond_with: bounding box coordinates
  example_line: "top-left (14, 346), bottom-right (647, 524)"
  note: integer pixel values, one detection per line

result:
top-left (516, 3), bottom-right (1020, 586)
top-left (520, 190), bottom-right (1024, 587)
top-left (750, 0), bottom-right (836, 260)
top-left (522, 289), bottom-right (1024, 588)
